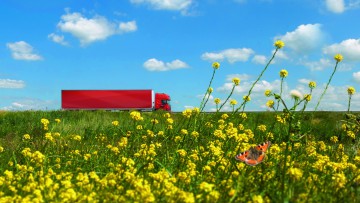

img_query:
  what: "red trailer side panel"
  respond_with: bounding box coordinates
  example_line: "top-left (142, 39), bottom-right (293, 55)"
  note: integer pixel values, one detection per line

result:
top-left (62, 90), bottom-right (153, 110)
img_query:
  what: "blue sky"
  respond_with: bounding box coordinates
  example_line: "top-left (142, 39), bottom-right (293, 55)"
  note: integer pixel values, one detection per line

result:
top-left (1, 0), bottom-right (360, 111)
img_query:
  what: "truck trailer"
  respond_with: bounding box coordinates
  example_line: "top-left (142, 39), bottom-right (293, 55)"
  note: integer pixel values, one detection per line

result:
top-left (61, 89), bottom-right (171, 111)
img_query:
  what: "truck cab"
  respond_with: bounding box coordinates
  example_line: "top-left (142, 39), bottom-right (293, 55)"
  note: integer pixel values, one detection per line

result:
top-left (155, 93), bottom-right (171, 111)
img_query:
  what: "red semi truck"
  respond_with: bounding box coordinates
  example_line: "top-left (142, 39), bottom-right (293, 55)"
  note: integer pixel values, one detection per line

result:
top-left (61, 89), bottom-right (171, 111)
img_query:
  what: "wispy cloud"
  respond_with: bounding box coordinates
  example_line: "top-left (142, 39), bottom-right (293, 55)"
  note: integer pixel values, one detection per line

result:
top-left (325, 0), bottom-right (360, 13)
top-left (55, 10), bottom-right (137, 46)
top-left (48, 33), bottom-right (69, 46)
top-left (130, 0), bottom-right (193, 14)
top-left (0, 79), bottom-right (25, 88)
top-left (325, 0), bottom-right (345, 13)
top-left (6, 41), bottom-right (43, 61)
top-left (201, 48), bottom-right (255, 63)
top-left (143, 58), bottom-right (189, 71)
top-left (252, 55), bottom-right (267, 65)
top-left (353, 71), bottom-right (360, 83)
top-left (1, 98), bottom-right (56, 111)
top-left (302, 58), bottom-right (333, 71)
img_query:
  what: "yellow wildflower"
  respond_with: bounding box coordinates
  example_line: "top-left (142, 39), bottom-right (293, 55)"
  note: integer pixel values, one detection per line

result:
top-left (330, 136), bottom-right (338, 143)
top-left (334, 54), bottom-right (343, 62)
top-left (347, 86), bottom-right (356, 95)
top-left (182, 109), bottom-right (192, 118)
top-left (212, 62), bottom-right (220, 69)
top-left (112, 120), bottom-right (119, 126)
top-left (304, 94), bottom-right (312, 101)
top-left (266, 100), bottom-right (274, 108)
top-left (347, 130), bottom-right (355, 139)
top-left (207, 87), bottom-right (213, 93)
top-left (279, 69), bottom-right (288, 78)
top-left (130, 111), bottom-right (143, 121)
top-left (309, 81), bottom-right (316, 89)
top-left (191, 131), bottom-right (199, 138)
top-left (151, 118), bottom-right (159, 124)
top-left (243, 95), bottom-right (251, 102)
top-left (181, 129), bottom-right (188, 135)
top-left (257, 124), bottom-right (267, 132)
top-left (230, 99), bottom-right (237, 106)
top-left (73, 135), bottom-right (82, 141)
top-left (239, 113), bottom-right (247, 119)
top-left (332, 173), bottom-right (346, 189)
top-left (214, 98), bottom-right (221, 105)
top-left (288, 167), bottom-right (303, 181)
top-left (232, 77), bottom-right (240, 86)
top-left (199, 181), bottom-right (214, 193)
top-left (274, 40), bottom-right (285, 49)
top-left (23, 134), bottom-right (31, 140)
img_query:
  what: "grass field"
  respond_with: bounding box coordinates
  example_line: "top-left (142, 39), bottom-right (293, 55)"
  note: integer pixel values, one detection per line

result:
top-left (0, 110), bottom-right (359, 202)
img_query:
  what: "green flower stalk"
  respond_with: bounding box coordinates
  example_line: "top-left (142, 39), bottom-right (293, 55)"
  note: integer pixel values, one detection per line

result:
top-left (218, 77), bottom-right (240, 112)
top-left (314, 54), bottom-right (343, 111)
top-left (214, 98), bottom-right (221, 112)
top-left (347, 86), bottom-right (356, 112)
top-left (199, 62), bottom-right (220, 112)
top-left (234, 40), bottom-right (284, 114)
top-left (277, 69), bottom-right (288, 111)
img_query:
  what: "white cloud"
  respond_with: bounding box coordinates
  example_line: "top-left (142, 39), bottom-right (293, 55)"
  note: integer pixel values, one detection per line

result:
top-left (323, 39), bottom-right (360, 62)
top-left (201, 48), bottom-right (255, 63)
top-left (48, 33), bottom-right (68, 46)
top-left (130, 0), bottom-right (193, 12)
top-left (144, 58), bottom-right (189, 71)
top-left (325, 0), bottom-right (345, 13)
top-left (298, 78), bottom-right (311, 85)
top-left (302, 58), bottom-right (332, 71)
top-left (325, 0), bottom-right (360, 13)
top-left (252, 55), bottom-right (267, 65)
top-left (0, 79), bottom-right (25, 88)
top-left (6, 41), bottom-right (43, 61)
top-left (225, 74), bottom-right (251, 82)
top-left (353, 71), bottom-right (360, 83)
top-left (276, 24), bottom-right (324, 54)
top-left (56, 11), bottom-right (137, 45)
top-left (119, 20), bottom-right (137, 33)
top-left (217, 79), bottom-right (281, 94)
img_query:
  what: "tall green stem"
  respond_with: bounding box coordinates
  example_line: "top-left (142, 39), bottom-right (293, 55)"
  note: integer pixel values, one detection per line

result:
top-left (314, 61), bottom-right (339, 111)
top-left (276, 77), bottom-right (284, 111)
top-left (200, 69), bottom-right (217, 112)
top-left (218, 85), bottom-right (236, 112)
top-left (347, 94), bottom-right (352, 113)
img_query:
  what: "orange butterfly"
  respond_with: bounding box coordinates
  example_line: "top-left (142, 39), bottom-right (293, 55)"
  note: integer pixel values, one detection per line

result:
top-left (235, 141), bottom-right (271, 166)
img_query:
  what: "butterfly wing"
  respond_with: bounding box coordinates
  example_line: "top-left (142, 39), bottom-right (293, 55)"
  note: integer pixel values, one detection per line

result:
top-left (255, 141), bottom-right (271, 152)
top-left (235, 150), bottom-right (249, 162)
top-left (235, 141), bottom-right (271, 166)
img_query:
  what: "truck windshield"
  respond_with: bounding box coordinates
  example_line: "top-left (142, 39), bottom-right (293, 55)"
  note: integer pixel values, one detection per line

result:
top-left (161, 100), bottom-right (169, 105)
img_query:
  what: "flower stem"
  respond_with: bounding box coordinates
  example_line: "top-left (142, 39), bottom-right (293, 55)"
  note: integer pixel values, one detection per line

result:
top-left (314, 61), bottom-right (339, 111)
top-left (218, 85), bottom-right (236, 112)
top-left (200, 69), bottom-right (217, 112)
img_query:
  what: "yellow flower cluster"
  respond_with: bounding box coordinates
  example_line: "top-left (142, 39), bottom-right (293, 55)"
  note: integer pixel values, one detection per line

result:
top-left (279, 69), bottom-right (288, 78)
top-left (347, 86), bottom-right (356, 95)
top-left (130, 111), bottom-right (143, 121)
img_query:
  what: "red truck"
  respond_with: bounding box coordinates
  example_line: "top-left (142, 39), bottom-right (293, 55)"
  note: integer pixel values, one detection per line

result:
top-left (61, 89), bottom-right (171, 111)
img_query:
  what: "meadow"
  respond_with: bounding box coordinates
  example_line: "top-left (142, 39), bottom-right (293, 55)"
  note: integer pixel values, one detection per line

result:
top-left (1, 41), bottom-right (360, 202)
